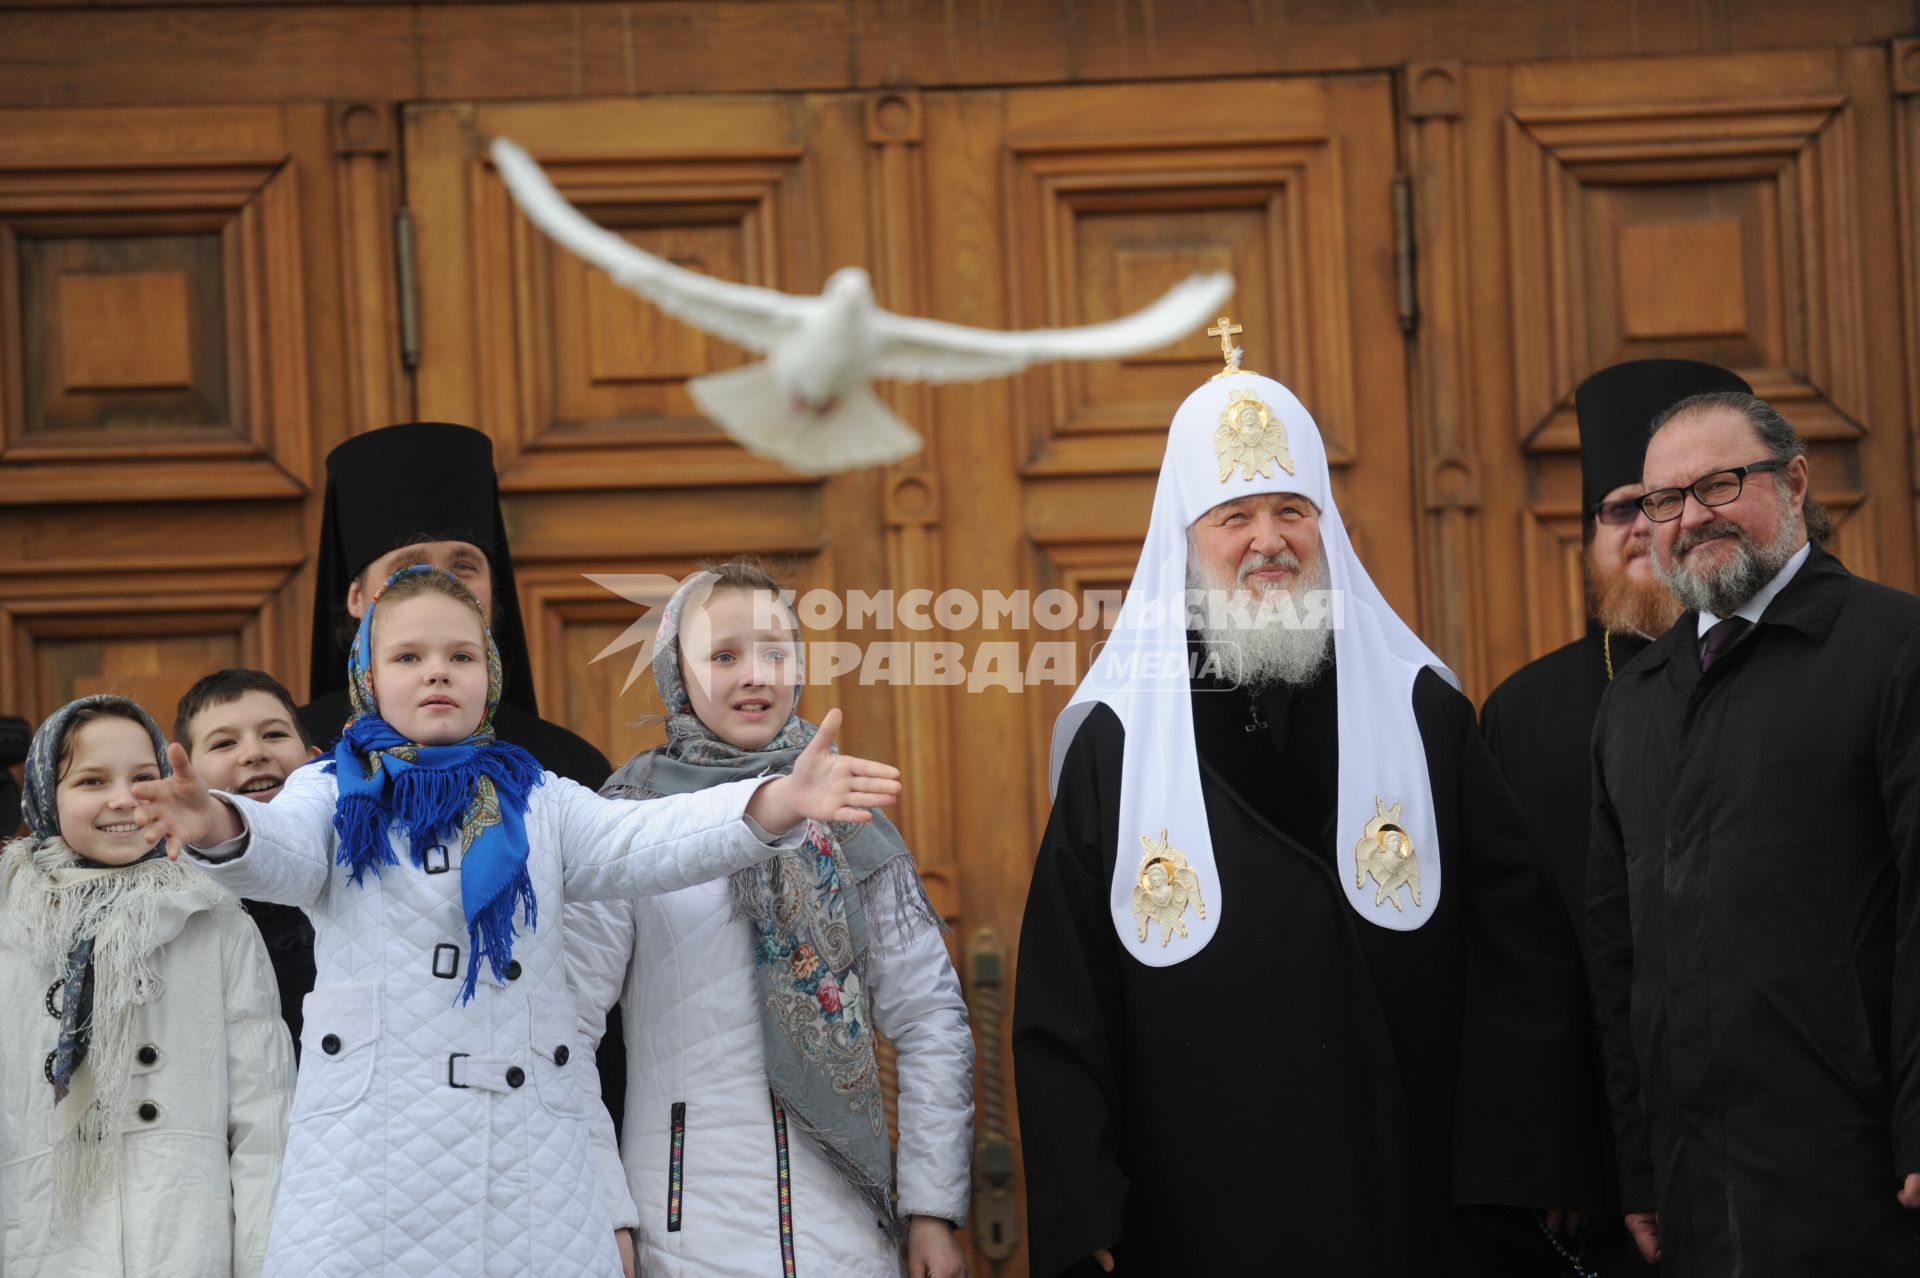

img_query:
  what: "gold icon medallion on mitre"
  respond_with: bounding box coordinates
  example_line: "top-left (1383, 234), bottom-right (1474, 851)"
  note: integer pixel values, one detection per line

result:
top-left (1132, 829), bottom-right (1207, 946)
top-left (1354, 797), bottom-right (1422, 912)
top-left (1214, 389), bottom-right (1295, 482)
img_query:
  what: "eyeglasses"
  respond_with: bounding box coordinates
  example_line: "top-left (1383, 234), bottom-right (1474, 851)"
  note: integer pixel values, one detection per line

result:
top-left (1589, 498), bottom-right (1646, 528)
top-left (1638, 460), bottom-right (1785, 523)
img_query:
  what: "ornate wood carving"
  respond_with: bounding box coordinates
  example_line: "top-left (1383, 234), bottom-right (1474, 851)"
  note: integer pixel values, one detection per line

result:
top-left (1403, 61), bottom-right (1492, 690)
top-left (0, 553), bottom-right (304, 724)
top-left (0, 133), bottom-right (314, 503)
top-left (464, 138), bottom-right (811, 489)
top-left (864, 87), bottom-right (957, 908)
top-left (1004, 135), bottom-right (1358, 477)
top-left (1504, 94), bottom-right (1868, 453)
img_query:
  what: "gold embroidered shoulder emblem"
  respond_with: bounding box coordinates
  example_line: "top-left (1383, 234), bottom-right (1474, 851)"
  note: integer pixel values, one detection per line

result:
top-left (1132, 828), bottom-right (1207, 946)
top-left (1354, 797), bottom-right (1421, 911)
top-left (1214, 390), bottom-right (1295, 482)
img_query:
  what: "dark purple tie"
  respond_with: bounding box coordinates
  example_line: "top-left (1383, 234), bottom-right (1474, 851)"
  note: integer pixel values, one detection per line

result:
top-left (1699, 615), bottom-right (1752, 672)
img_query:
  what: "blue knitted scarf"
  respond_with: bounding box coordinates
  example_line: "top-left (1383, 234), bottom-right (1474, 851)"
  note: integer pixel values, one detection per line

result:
top-left (326, 566), bottom-right (544, 1002)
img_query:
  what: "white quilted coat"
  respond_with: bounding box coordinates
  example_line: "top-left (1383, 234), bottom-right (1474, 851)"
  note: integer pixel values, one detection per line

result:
top-left (567, 873), bottom-right (973, 1278)
top-left (0, 870), bottom-right (294, 1278)
top-left (189, 763), bottom-right (786, 1278)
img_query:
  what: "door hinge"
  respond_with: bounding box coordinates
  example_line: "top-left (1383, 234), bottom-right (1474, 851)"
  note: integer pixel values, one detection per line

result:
top-left (394, 208), bottom-right (422, 370)
top-left (1392, 172), bottom-right (1418, 336)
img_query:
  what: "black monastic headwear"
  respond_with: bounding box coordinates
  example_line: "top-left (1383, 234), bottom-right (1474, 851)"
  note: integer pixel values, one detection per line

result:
top-left (1574, 359), bottom-right (1752, 514)
top-left (306, 422), bottom-right (540, 715)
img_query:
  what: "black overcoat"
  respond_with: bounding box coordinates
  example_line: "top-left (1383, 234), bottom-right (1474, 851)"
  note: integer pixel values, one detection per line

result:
top-left (1589, 545), bottom-right (1920, 1275)
top-left (1014, 668), bottom-right (1601, 1278)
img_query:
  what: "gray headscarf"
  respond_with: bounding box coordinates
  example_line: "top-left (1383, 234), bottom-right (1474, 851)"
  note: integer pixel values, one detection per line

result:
top-left (21, 695), bottom-right (171, 842)
top-left (601, 571), bottom-right (940, 1233)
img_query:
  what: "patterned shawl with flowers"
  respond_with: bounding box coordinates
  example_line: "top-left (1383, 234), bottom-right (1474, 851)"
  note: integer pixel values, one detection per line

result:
top-left (326, 565), bottom-right (544, 1003)
top-left (600, 570), bottom-right (941, 1234)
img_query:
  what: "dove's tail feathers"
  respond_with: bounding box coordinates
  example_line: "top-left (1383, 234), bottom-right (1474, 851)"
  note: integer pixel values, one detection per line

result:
top-left (688, 364), bottom-right (924, 475)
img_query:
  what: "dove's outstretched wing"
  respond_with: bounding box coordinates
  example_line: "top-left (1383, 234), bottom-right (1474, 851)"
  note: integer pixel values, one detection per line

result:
top-left (868, 271), bottom-right (1234, 384)
top-left (491, 137), bottom-right (806, 355)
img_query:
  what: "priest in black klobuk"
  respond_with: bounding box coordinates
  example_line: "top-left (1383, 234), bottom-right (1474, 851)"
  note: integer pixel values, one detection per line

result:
top-left (1482, 360), bottom-right (1750, 933)
top-left (300, 421), bottom-right (609, 784)
top-left (1013, 337), bottom-right (1601, 1277)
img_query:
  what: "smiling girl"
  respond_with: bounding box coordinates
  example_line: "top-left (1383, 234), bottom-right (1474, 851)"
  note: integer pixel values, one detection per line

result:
top-left (129, 565), bottom-right (900, 1278)
top-left (0, 696), bottom-right (293, 1277)
top-left (569, 564), bottom-right (972, 1278)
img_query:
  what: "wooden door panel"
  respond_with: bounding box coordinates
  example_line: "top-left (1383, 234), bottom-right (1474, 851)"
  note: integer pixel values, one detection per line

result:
top-left (0, 552), bottom-right (306, 727)
top-left (0, 116), bottom-right (315, 505)
top-left (1504, 92), bottom-right (1868, 452)
top-left (0, 104), bottom-right (367, 726)
top-left (406, 101), bottom-right (818, 490)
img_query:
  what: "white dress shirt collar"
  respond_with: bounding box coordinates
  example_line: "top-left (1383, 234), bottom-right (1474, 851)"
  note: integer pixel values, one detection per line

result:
top-left (1697, 540), bottom-right (1812, 638)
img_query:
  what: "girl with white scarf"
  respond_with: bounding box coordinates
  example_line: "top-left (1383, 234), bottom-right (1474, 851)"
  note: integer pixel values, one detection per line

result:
top-left (0, 695), bottom-right (294, 1277)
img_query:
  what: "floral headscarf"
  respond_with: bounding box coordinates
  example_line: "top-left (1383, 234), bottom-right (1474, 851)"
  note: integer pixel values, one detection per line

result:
top-left (601, 570), bottom-right (941, 1234)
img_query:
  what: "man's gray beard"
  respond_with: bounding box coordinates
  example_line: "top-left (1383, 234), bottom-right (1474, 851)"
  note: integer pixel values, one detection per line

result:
top-left (1186, 541), bottom-right (1334, 691)
top-left (1651, 487), bottom-right (1803, 617)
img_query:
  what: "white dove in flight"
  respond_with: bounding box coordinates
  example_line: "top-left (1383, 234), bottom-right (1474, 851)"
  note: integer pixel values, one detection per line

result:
top-left (490, 136), bottom-right (1235, 474)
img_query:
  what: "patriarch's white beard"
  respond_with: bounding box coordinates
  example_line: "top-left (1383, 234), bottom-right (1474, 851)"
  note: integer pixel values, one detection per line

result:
top-left (1185, 539), bottom-right (1334, 691)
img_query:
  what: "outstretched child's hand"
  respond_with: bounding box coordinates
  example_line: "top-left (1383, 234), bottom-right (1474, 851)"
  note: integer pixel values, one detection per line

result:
top-left (132, 742), bottom-right (243, 859)
top-left (745, 708), bottom-right (901, 833)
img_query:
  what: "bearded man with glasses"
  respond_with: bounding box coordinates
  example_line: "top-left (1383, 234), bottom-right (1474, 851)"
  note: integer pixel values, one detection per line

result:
top-left (1482, 359), bottom-right (1748, 1277)
top-left (1589, 390), bottom-right (1920, 1276)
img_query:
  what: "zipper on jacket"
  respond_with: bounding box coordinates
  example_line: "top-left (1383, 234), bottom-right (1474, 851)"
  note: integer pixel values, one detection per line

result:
top-left (667, 1102), bottom-right (686, 1232)
top-left (771, 1092), bottom-right (797, 1276)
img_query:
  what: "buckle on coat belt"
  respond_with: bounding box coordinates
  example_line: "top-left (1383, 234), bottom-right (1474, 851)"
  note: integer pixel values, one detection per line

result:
top-left (448, 1052), bottom-right (469, 1088)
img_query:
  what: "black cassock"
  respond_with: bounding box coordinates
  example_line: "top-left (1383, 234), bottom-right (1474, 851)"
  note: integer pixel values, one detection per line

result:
top-left (1589, 546), bottom-right (1920, 1275)
top-left (1014, 659), bottom-right (1601, 1278)
top-left (1481, 627), bottom-right (1648, 932)
top-left (1481, 627), bottom-right (1655, 1278)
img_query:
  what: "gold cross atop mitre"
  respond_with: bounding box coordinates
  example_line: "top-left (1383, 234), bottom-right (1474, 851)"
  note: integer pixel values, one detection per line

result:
top-left (1207, 315), bottom-right (1249, 380)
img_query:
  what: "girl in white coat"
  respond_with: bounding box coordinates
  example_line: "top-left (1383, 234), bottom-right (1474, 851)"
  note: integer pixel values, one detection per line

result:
top-left (569, 564), bottom-right (973, 1278)
top-left (129, 566), bottom-right (901, 1278)
top-left (0, 695), bottom-right (294, 1278)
